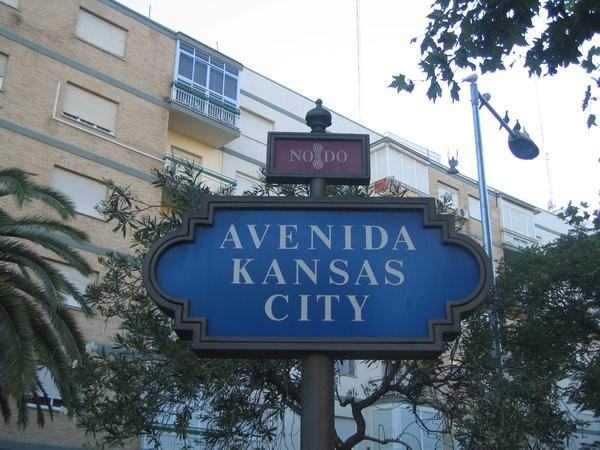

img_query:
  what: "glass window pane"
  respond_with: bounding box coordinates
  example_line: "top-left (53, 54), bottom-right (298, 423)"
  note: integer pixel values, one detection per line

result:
top-left (209, 67), bottom-right (224, 95)
top-left (210, 58), bottom-right (224, 70)
top-left (196, 50), bottom-right (209, 61)
top-left (178, 53), bottom-right (193, 80)
top-left (0, 53), bottom-right (7, 90)
top-left (438, 183), bottom-right (458, 208)
top-left (179, 42), bottom-right (194, 54)
top-left (511, 209), bottom-right (527, 235)
top-left (224, 74), bottom-right (237, 100)
top-left (193, 59), bottom-right (208, 88)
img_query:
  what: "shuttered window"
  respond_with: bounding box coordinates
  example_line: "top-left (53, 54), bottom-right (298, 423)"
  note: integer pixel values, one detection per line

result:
top-left (62, 83), bottom-right (118, 134)
top-left (52, 261), bottom-right (97, 309)
top-left (0, 53), bottom-right (7, 90)
top-left (468, 196), bottom-right (482, 221)
top-left (75, 9), bottom-right (127, 57)
top-left (51, 167), bottom-right (106, 219)
top-left (438, 183), bottom-right (459, 209)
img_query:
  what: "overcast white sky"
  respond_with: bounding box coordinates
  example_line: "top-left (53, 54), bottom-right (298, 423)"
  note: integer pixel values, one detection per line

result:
top-left (118, 0), bottom-right (599, 212)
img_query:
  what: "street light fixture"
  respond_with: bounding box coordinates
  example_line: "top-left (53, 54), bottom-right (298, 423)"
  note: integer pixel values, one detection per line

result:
top-left (464, 73), bottom-right (540, 360)
top-left (465, 73), bottom-right (540, 262)
top-left (476, 88), bottom-right (540, 161)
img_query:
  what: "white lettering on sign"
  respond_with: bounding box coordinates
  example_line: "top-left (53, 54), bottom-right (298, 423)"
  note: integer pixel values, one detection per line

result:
top-left (220, 224), bottom-right (416, 251)
top-left (220, 223), bottom-right (417, 323)
top-left (289, 148), bottom-right (348, 165)
top-left (265, 294), bottom-right (370, 322)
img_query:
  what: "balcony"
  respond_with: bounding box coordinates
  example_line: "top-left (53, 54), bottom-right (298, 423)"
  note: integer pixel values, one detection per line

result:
top-left (501, 228), bottom-right (539, 250)
top-left (167, 82), bottom-right (240, 148)
top-left (163, 154), bottom-right (237, 195)
top-left (371, 176), bottom-right (427, 198)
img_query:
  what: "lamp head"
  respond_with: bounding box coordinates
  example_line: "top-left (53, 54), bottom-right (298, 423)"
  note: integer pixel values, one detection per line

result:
top-left (508, 130), bottom-right (540, 160)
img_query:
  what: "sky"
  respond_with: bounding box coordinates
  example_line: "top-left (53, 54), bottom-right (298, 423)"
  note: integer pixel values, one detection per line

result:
top-left (118, 0), bottom-right (599, 212)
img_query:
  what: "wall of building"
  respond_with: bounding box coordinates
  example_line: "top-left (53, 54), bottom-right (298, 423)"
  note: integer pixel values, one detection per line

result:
top-left (0, 0), bottom-right (172, 447)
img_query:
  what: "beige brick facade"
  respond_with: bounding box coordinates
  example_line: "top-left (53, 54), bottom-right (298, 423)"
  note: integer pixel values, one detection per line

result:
top-left (432, 168), bottom-right (505, 264)
top-left (0, 1), bottom-right (174, 447)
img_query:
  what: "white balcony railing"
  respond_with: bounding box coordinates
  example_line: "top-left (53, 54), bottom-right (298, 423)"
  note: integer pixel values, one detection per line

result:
top-left (170, 82), bottom-right (240, 129)
top-left (163, 154), bottom-right (237, 195)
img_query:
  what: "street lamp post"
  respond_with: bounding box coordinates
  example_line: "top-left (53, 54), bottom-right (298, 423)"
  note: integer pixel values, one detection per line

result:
top-left (465, 73), bottom-right (540, 358)
top-left (466, 73), bottom-right (540, 266)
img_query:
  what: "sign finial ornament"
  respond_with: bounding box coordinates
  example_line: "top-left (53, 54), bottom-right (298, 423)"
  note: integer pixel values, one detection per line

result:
top-left (305, 99), bottom-right (332, 133)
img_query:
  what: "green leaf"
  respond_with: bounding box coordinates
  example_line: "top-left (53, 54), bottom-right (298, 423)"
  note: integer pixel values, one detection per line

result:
top-left (587, 113), bottom-right (597, 128)
top-left (389, 74), bottom-right (412, 93)
top-left (426, 79), bottom-right (443, 101)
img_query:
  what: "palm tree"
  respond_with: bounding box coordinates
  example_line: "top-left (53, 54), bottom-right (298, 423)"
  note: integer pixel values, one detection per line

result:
top-left (0, 167), bottom-right (92, 427)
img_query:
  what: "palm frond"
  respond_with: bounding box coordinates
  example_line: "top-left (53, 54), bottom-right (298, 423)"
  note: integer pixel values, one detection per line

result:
top-left (1, 216), bottom-right (89, 242)
top-left (0, 282), bottom-right (37, 403)
top-left (0, 168), bottom-right (91, 427)
top-left (0, 167), bottom-right (76, 220)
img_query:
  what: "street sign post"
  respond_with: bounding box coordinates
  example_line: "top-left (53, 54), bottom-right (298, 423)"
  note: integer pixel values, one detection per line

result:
top-left (143, 100), bottom-right (492, 450)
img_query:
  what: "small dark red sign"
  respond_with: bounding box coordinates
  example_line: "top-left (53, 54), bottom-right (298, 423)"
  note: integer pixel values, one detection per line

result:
top-left (266, 132), bottom-right (370, 185)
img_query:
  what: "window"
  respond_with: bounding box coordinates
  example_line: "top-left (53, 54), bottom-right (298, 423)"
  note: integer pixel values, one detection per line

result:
top-left (468, 196), bottom-right (482, 221)
top-left (438, 183), bottom-right (458, 209)
top-left (175, 41), bottom-right (240, 107)
top-left (52, 261), bottom-right (97, 309)
top-left (169, 146), bottom-right (202, 165)
top-left (51, 168), bottom-right (106, 219)
top-left (62, 83), bottom-right (118, 134)
top-left (336, 360), bottom-right (356, 377)
top-left (75, 9), bottom-right (127, 57)
top-left (380, 150), bottom-right (429, 195)
top-left (0, 53), bottom-right (7, 90)
top-left (27, 369), bottom-right (63, 412)
top-left (502, 204), bottom-right (535, 238)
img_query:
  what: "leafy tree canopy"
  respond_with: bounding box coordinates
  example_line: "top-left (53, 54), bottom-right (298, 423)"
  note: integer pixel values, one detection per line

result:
top-left (497, 230), bottom-right (600, 417)
top-left (390, 0), bottom-right (600, 127)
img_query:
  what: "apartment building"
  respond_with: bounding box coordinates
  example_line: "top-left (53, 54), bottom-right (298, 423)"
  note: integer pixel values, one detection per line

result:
top-left (1, 0), bottom-right (592, 449)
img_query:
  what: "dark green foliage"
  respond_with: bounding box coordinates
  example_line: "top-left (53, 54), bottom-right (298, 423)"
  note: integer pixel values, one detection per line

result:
top-left (75, 164), bottom-right (597, 448)
top-left (498, 231), bottom-right (600, 416)
top-left (446, 304), bottom-right (580, 449)
top-left (559, 200), bottom-right (600, 231)
top-left (0, 167), bottom-right (92, 428)
top-left (390, 0), bottom-right (600, 127)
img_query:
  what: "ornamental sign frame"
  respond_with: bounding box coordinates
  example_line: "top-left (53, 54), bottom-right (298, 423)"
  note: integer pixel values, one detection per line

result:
top-left (142, 196), bottom-right (492, 359)
top-left (266, 132), bottom-right (370, 185)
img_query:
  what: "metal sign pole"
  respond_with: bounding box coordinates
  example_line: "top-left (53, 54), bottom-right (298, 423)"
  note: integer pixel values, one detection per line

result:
top-left (301, 353), bottom-right (335, 449)
top-left (300, 177), bottom-right (335, 450)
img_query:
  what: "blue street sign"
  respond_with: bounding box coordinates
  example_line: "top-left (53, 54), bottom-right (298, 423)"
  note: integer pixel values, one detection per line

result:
top-left (143, 196), bottom-right (492, 358)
